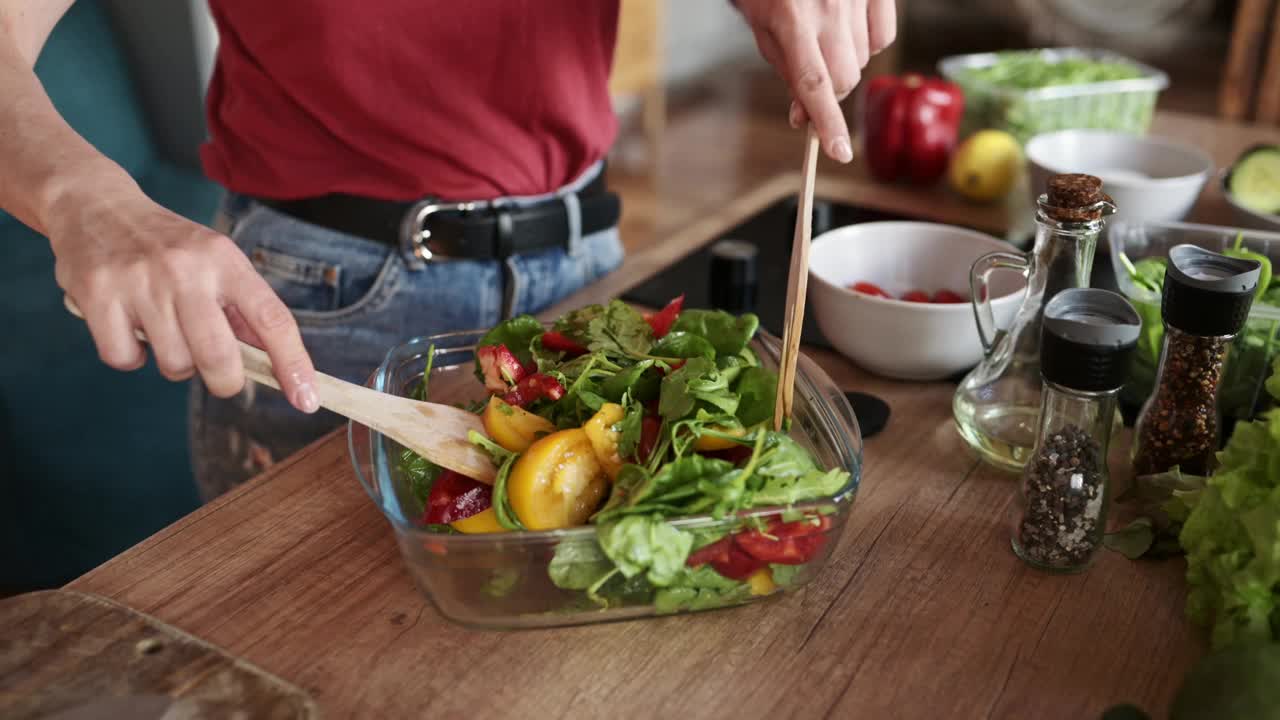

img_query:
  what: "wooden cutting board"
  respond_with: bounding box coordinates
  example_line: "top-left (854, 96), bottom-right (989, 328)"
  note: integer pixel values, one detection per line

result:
top-left (0, 590), bottom-right (318, 720)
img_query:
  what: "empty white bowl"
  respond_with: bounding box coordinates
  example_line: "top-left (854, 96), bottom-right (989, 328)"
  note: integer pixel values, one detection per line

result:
top-left (808, 222), bottom-right (1025, 381)
top-left (1025, 129), bottom-right (1213, 225)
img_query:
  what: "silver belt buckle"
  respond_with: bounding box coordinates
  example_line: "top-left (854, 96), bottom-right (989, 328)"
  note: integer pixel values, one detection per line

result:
top-left (400, 199), bottom-right (484, 264)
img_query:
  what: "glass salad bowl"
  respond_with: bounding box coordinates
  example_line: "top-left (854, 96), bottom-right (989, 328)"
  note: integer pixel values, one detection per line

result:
top-left (347, 328), bottom-right (863, 629)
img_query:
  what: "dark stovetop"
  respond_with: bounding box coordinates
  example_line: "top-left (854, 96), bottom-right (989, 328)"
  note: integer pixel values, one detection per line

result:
top-left (622, 194), bottom-right (1118, 346)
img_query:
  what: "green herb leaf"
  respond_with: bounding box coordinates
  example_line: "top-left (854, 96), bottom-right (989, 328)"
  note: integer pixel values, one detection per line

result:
top-left (1103, 518), bottom-right (1156, 560)
top-left (650, 332), bottom-right (716, 360)
top-left (555, 300), bottom-right (654, 359)
top-left (482, 568), bottom-right (521, 598)
top-left (490, 453), bottom-right (525, 531)
top-left (670, 309), bottom-right (760, 357)
top-left (548, 540), bottom-right (616, 591)
top-left (399, 448), bottom-right (443, 514)
top-left (733, 366), bottom-right (778, 427)
top-left (769, 563), bottom-right (805, 588)
top-left (596, 515), bottom-right (694, 587)
top-left (410, 343), bottom-right (437, 401)
top-left (653, 566), bottom-right (751, 614)
top-left (468, 430), bottom-right (514, 465)
top-left (659, 356), bottom-right (739, 422)
top-left (601, 361), bottom-right (657, 403)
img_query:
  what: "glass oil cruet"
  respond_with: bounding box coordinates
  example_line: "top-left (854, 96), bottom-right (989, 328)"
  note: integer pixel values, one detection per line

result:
top-left (954, 173), bottom-right (1117, 473)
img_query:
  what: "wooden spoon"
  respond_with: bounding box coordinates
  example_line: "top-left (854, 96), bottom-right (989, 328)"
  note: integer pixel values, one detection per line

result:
top-left (62, 296), bottom-right (497, 483)
top-left (774, 126), bottom-right (821, 431)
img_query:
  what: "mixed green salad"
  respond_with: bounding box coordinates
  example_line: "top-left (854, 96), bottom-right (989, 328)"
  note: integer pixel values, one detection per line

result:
top-left (1121, 234), bottom-right (1280, 421)
top-left (398, 296), bottom-right (853, 613)
top-left (958, 51), bottom-right (1144, 91)
top-left (950, 50), bottom-right (1157, 143)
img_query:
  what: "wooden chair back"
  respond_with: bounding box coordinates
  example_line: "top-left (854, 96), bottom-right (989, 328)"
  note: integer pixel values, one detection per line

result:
top-left (1220, 0), bottom-right (1280, 124)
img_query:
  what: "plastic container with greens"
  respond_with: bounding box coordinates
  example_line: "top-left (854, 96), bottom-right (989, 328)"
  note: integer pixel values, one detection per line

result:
top-left (938, 48), bottom-right (1168, 144)
top-left (347, 300), bottom-right (862, 629)
top-left (1107, 220), bottom-right (1280, 426)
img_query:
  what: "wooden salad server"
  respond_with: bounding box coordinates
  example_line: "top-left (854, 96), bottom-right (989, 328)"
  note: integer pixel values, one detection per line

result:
top-left (63, 296), bottom-right (497, 483)
top-left (774, 125), bottom-right (821, 431)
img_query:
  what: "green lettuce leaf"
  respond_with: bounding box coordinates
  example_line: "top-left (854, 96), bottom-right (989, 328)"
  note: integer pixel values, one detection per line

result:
top-left (596, 515), bottom-right (694, 587)
top-left (653, 565), bottom-right (750, 614)
top-left (548, 540), bottom-right (615, 591)
top-left (670, 309), bottom-right (760, 357)
top-left (659, 356), bottom-right (740, 421)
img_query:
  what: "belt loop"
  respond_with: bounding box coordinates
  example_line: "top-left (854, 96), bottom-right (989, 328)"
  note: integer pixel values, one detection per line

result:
top-left (495, 206), bottom-right (515, 259)
top-left (561, 190), bottom-right (583, 257)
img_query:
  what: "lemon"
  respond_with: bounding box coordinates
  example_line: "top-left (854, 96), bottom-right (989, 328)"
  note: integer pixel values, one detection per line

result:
top-left (949, 130), bottom-right (1022, 203)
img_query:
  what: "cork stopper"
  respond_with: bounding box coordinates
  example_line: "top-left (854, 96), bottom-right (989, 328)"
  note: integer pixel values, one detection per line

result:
top-left (1043, 173), bottom-right (1110, 223)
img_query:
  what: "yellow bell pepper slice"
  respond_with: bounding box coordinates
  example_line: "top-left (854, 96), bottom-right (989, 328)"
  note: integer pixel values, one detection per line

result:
top-left (583, 402), bottom-right (625, 479)
top-left (508, 429), bottom-right (608, 529)
top-left (693, 425), bottom-right (747, 451)
top-left (449, 507), bottom-right (507, 534)
top-left (747, 567), bottom-right (777, 596)
top-left (482, 395), bottom-right (556, 453)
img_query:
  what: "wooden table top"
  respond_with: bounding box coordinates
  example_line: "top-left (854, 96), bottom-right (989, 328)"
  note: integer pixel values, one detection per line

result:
top-left (69, 111), bottom-right (1279, 720)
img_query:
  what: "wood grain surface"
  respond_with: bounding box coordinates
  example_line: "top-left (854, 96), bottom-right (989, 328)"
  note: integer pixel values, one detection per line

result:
top-left (0, 590), bottom-right (316, 720)
top-left (63, 110), bottom-right (1278, 720)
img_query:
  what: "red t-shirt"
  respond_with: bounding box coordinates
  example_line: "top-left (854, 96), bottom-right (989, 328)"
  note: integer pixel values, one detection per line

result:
top-left (200, 1), bottom-right (620, 202)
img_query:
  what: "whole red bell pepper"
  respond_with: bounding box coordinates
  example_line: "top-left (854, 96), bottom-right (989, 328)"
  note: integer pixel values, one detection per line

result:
top-left (862, 74), bottom-right (964, 185)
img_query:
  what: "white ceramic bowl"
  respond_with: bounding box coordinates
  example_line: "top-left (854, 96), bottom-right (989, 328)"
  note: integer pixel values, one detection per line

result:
top-left (808, 222), bottom-right (1025, 381)
top-left (1025, 129), bottom-right (1213, 225)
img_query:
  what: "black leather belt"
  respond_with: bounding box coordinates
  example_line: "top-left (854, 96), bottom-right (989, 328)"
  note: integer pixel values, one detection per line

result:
top-left (252, 172), bottom-right (620, 262)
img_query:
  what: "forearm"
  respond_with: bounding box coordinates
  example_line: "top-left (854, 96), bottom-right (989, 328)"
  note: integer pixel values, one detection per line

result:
top-left (0, 16), bottom-right (139, 239)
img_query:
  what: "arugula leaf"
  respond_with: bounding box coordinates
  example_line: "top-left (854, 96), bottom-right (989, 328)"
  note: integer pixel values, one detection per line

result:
top-left (659, 357), bottom-right (740, 421)
top-left (490, 453), bottom-right (525, 531)
top-left (468, 429), bottom-right (513, 465)
top-left (768, 563), bottom-right (805, 588)
top-left (548, 540), bottom-right (616, 591)
top-left (595, 455), bottom-right (735, 523)
top-left (482, 568), bottom-right (521, 598)
top-left (410, 344), bottom-right (437, 401)
top-left (653, 566), bottom-right (751, 614)
top-left (476, 315), bottom-right (543, 369)
top-left (601, 360), bottom-right (658, 403)
top-left (555, 300), bottom-right (654, 358)
top-left (670, 309), bottom-right (760, 356)
top-left (596, 515), bottom-right (694, 587)
top-left (399, 448), bottom-right (443, 513)
top-left (650, 332), bottom-right (716, 360)
top-left (734, 366), bottom-right (778, 427)
top-left (617, 397), bottom-right (645, 461)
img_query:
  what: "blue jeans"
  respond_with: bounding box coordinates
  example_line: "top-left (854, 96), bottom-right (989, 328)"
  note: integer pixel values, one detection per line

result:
top-left (189, 162), bottom-right (623, 500)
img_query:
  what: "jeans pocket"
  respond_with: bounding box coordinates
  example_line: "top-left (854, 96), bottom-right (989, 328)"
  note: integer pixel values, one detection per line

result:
top-left (230, 203), bottom-right (403, 325)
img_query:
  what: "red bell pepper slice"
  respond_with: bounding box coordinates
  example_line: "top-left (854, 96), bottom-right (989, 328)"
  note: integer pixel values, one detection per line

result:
top-left (540, 330), bottom-right (588, 356)
top-left (901, 290), bottom-right (930, 303)
top-left (423, 470), bottom-right (492, 525)
top-left (734, 516), bottom-right (832, 566)
top-left (686, 536), bottom-right (766, 580)
top-left (501, 373), bottom-right (565, 408)
top-left (634, 415), bottom-right (662, 463)
top-left (851, 282), bottom-right (892, 299)
top-left (863, 73), bottom-right (964, 186)
top-left (644, 294), bottom-right (685, 339)
top-left (476, 344), bottom-right (527, 393)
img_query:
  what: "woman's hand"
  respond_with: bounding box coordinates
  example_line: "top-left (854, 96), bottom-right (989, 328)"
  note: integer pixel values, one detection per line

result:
top-left (46, 177), bottom-right (320, 413)
top-left (737, 0), bottom-right (898, 163)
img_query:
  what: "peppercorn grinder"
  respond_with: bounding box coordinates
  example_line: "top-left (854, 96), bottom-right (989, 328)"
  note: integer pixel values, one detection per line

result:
top-left (1011, 288), bottom-right (1140, 574)
top-left (1131, 245), bottom-right (1262, 478)
top-left (954, 173), bottom-right (1117, 473)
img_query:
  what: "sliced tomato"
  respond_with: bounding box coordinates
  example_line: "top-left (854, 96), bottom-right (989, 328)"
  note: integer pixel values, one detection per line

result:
top-left (476, 344), bottom-right (526, 393)
top-left (541, 331), bottom-right (588, 356)
top-left (423, 470), bottom-right (492, 525)
top-left (644, 294), bottom-right (685, 339)
top-left (901, 290), bottom-right (930, 303)
top-left (502, 373), bottom-right (566, 408)
top-left (926, 288), bottom-right (962, 302)
top-left (734, 516), bottom-right (832, 565)
top-left (851, 281), bottom-right (892, 298)
top-left (686, 536), bottom-right (766, 580)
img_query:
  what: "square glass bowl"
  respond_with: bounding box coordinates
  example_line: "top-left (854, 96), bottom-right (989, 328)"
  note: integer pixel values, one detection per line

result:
top-left (348, 329), bottom-right (863, 629)
top-left (1107, 219), bottom-right (1280, 423)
